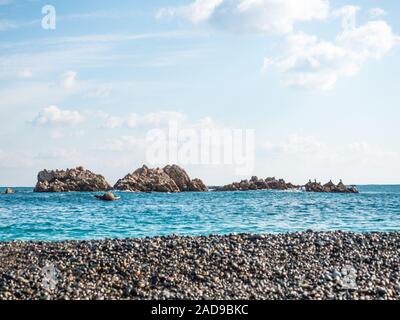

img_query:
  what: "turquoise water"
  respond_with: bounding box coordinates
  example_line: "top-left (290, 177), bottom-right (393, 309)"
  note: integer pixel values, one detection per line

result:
top-left (0, 186), bottom-right (399, 241)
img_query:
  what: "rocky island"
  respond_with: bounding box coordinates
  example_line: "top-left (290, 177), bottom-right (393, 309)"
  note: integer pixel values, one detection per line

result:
top-left (114, 165), bottom-right (208, 192)
top-left (34, 167), bottom-right (112, 192)
top-left (215, 176), bottom-right (358, 194)
top-left (31, 165), bottom-right (357, 194)
top-left (215, 176), bottom-right (299, 192)
top-left (305, 180), bottom-right (359, 193)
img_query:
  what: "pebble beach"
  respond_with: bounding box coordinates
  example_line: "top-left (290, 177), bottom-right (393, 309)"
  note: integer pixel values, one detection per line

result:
top-left (0, 231), bottom-right (399, 300)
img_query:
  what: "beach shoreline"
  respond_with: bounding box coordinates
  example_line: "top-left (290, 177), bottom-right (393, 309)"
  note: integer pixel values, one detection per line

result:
top-left (0, 231), bottom-right (399, 300)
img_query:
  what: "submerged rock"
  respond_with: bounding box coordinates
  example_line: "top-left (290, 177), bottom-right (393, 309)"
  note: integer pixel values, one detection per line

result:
top-left (114, 165), bottom-right (208, 193)
top-left (34, 166), bottom-right (112, 192)
top-left (4, 188), bottom-right (14, 194)
top-left (95, 192), bottom-right (119, 201)
top-left (305, 180), bottom-right (358, 193)
top-left (215, 176), bottom-right (298, 192)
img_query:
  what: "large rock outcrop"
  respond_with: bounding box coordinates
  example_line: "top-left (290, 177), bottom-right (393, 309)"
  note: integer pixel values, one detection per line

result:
top-left (114, 165), bottom-right (208, 192)
top-left (304, 180), bottom-right (359, 193)
top-left (215, 176), bottom-right (298, 192)
top-left (34, 167), bottom-right (112, 192)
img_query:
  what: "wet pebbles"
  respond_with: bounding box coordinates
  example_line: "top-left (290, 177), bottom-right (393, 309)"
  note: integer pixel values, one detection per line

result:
top-left (0, 232), bottom-right (399, 300)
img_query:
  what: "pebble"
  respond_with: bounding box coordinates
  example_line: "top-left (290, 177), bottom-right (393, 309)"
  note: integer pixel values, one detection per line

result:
top-left (0, 232), bottom-right (399, 300)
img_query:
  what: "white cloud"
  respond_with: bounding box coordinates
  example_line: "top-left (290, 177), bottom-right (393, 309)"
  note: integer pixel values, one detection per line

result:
top-left (158, 0), bottom-right (330, 34)
top-left (0, 149), bottom-right (33, 168)
top-left (18, 68), bottom-right (33, 79)
top-left (347, 141), bottom-right (396, 159)
top-left (259, 134), bottom-right (400, 184)
top-left (262, 134), bottom-right (334, 163)
top-left (96, 136), bottom-right (146, 152)
top-left (262, 134), bottom-right (399, 166)
top-left (32, 105), bottom-right (84, 126)
top-left (49, 129), bottom-right (85, 139)
top-left (141, 111), bottom-right (186, 126)
top-left (0, 20), bottom-right (16, 31)
top-left (369, 8), bottom-right (387, 19)
top-left (0, 67), bottom-right (33, 80)
top-left (60, 71), bottom-right (78, 89)
top-left (34, 148), bottom-right (79, 160)
top-left (264, 21), bottom-right (399, 90)
top-left (96, 111), bottom-right (187, 129)
top-left (157, 2), bottom-right (399, 90)
top-left (157, 0), bottom-right (224, 23)
top-left (332, 5), bottom-right (360, 18)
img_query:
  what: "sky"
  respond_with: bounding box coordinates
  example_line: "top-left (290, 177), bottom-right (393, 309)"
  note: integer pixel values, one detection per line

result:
top-left (0, 0), bottom-right (400, 186)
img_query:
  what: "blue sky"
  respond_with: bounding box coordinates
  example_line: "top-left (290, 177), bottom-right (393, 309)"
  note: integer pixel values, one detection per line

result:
top-left (0, 0), bottom-right (400, 186)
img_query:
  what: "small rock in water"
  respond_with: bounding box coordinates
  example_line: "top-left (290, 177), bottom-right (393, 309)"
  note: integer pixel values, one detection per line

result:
top-left (95, 192), bottom-right (118, 202)
top-left (4, 188), bottom-right (14, 194)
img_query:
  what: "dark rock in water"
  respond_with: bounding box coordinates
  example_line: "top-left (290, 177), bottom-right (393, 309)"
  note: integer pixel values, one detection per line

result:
top-left (114, 165), bottom-right (179, 193)
top-left (305, 180), bottom-right (358, 193)
top-left (95, 192), bottom-right (119, 201)
top-left (323, 180), bottom-right (336, 192)
top-left (304, 180), bottom-right (325, 193)
top-left (189, 178), bottom-right (208, 192)
top-left (114, 165), bottom-right (208, 193)
top-left (163, 165), bottom-right (192, 191)
top-left (215, 176), bottom-right (298, 192)
top-left (4, 188), bottom-right (14, 194)
top-left (34, 167), bottom-right (112, 192)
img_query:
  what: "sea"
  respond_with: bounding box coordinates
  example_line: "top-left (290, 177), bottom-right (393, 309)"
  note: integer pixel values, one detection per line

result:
top-left (0, 185), bottom-right (399, 241)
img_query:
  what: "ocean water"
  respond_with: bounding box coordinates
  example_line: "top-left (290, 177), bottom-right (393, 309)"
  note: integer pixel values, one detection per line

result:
top-left (0, 185), bottom-right (399, 241)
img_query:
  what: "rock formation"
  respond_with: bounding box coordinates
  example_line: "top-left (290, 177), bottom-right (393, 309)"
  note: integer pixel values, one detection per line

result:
top-left (304, 180), bottom-right (359, 193)
top-left (4, 188), bottom-right (14, 194)
top-left (215, 176), bottom-right (298, 192)
top-left (34, 167), bottom-right (112, 192)
top-left (114, 165), bottom-right (208, 192)
top-left (214, 177), bottom-right (358, 194)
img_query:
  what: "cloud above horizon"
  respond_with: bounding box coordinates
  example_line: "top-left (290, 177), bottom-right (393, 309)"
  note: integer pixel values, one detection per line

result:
top-left (1, 0), bottom-right (400, 186)
top-left (263, 20), bottom-right (400, 90)
top-left (31, 105), bottom-right (84, 126)
top-left (60, 71), bottom-right (78, 90)
top-left (157, 0), bottom-right (330, 34)
top-left (158, 1), bottom-right (399, 90)
top-left (369, 8), bottom-right (386, 19)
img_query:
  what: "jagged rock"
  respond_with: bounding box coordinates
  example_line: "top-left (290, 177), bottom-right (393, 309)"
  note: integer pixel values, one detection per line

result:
top-left (113, 165), bottom-right (179, 193)
top-left (34, 167), bottom-right (112, 192)
top-left (216, 176), bottom-right (298, 192)
top-left (323, 180), bottom-right (336, 192)
top-left (95, 192), bottom-right (119, 201)
top-left (305, 180), bottom-right (325, 193)
top-left (114, 165), bottom-right (208, 193)
top-left (189, 178), bottom-right (208, 192)
top-left (266, 178), bottom-right (289, 190)
top-left (305, 180), bottom-right (358, 193)
top-left (163, 165), bottom-right (192, 191)
top-left (4, 188), bottom-right (14, 194)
